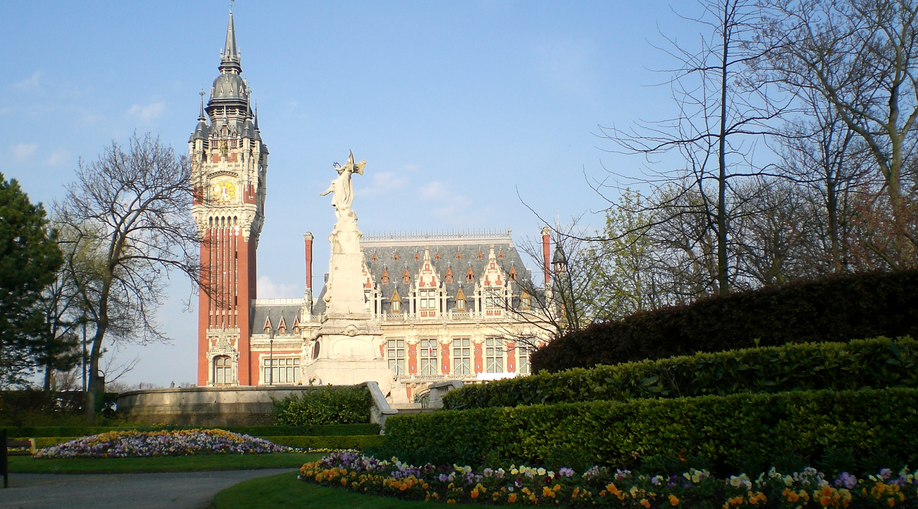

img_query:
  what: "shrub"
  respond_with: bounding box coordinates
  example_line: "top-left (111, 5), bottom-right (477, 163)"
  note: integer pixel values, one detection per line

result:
top-left (444, 336), bottom-right (918, 410)
top-left (378, 387), bottom-right (918, 473)
top-left (532, 269), bottom-right (918, 372)
top-left (272, 385), bottom-right (371, 425)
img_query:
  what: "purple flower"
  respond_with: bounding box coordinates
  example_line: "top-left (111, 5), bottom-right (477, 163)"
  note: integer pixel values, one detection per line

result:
top-left (834, 472), bottom-right (857, 490)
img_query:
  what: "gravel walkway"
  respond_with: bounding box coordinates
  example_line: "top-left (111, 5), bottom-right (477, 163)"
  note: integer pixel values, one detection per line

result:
top-left (0, 468), bottom-right (295, 509)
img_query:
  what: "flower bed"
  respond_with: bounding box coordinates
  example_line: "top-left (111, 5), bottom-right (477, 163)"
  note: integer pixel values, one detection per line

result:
top-left (299, 451), bottom-right (918, 508)
top-left (34, 429), bottom-right (291, 459)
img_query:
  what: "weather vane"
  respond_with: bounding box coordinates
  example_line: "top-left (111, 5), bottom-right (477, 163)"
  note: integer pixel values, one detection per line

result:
top-left (229, 0), bottom-right (234, 14)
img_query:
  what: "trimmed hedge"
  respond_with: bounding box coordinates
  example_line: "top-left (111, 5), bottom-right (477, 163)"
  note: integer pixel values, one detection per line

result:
top-left (444, 336), bottom-right (918, 410)
top-left (0, 423), bottom-right (380, 439)
top-left (376, 387), bottom-right (918, 473)
top-left (272, 385), bottom-right (371, 425)
top-left (532, 269), bottom-right (918, 372)
top-left (266, 435), bottom-right (383, 450)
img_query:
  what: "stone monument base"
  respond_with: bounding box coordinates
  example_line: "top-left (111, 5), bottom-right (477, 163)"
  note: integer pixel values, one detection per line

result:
top-left (302, 357), bottom-right (393, 397)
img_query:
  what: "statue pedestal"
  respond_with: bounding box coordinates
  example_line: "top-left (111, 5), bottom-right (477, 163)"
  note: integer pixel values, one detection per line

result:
top-left (303, 318), bottom-right (391, 396)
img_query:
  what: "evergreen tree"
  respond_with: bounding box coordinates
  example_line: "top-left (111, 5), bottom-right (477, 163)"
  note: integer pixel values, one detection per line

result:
top-left (0, 172), bottom-right (63, 388)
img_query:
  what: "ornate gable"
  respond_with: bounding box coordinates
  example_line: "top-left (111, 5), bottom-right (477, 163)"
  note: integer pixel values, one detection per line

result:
top-left (416, 248), bottom-right (439, 288)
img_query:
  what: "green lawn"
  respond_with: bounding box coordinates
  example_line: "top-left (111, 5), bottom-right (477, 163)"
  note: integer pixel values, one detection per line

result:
top-left (214, 472), bottom-right (479, 509)
top-left (7, 452), bottom-right (321, 474)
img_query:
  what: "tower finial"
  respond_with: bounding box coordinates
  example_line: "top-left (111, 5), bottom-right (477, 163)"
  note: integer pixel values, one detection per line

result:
top-left (198, 88), bottom-right (206, 121)
top-left (220, 4), bottom-right (241, 72)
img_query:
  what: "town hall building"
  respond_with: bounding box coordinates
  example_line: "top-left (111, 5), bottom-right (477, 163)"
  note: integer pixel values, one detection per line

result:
top-left (190, 10), bottom-right (554, 403)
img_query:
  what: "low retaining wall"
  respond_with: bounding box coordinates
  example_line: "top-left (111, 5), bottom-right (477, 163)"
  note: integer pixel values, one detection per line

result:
top-left (115, 382), bottom-right (400, 428)
top-left (115, 386), bottom-right (315, 426)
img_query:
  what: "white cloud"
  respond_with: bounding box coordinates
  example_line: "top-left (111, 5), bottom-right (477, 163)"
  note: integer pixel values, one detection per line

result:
top-left (360, 170), bottom-right (410, 197)
top-left (13, 71), bottom-right (42, 93)
top-left (44, 150), bottom-right (70, 166)
top-left (128, 101), bottom-right (166, 122)
top-left (256, 276), bottom-right (300, 299)
top-left (419, 180), bottom-right (471, 219)
top-left (11, 143), bottom-right (37, 161)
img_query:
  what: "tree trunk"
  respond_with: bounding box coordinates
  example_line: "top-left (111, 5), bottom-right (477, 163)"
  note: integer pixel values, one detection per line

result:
top-left (716, 0), bottom-right (732, 295)
top-left (82, 329), bottom-right (105, 423)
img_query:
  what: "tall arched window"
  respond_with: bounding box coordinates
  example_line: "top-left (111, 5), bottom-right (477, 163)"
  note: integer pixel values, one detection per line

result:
top-left (213, 355), bottom-right (232, 385)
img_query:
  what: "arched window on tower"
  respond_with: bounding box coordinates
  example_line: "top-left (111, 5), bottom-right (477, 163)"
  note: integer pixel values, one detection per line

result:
top-left (213, 356), bottom-right (232, 385)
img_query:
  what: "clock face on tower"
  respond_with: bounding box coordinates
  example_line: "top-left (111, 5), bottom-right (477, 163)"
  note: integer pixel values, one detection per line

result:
top-left (211, 180), bottom-right (236, 204)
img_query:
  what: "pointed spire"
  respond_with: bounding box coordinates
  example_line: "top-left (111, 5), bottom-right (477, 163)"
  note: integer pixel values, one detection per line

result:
top-left (198, 88), bottom-right (207, 121)
top-left (219, 8), bottom-right (241, 72)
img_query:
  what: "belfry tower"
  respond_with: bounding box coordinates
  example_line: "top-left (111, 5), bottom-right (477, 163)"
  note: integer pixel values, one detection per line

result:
top-left (190, 9), bottom-right (267, 386)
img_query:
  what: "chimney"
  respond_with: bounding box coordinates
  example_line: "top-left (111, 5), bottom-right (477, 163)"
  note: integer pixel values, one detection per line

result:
top-left (541, 226), bottom-right (551, 284)
top-left (304, 232), bottom-right (314, 290)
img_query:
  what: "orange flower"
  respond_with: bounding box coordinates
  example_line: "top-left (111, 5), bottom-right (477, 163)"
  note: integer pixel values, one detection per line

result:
top-left (641, 499), bottom-right (651, 508)
top-left (669, 494), bottom-right (680, 506)
top-left (471, 490), bottom-right (480, 499)
top-left (508, 493), bottom-right (518, 503)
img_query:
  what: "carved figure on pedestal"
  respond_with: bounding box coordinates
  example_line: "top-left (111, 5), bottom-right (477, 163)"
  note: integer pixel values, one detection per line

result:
top-left (320, 150), bottom-right (365, 227)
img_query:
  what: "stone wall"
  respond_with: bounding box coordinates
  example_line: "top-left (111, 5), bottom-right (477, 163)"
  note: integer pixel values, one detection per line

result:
top-left (115, 386), bottom-right (316, 426)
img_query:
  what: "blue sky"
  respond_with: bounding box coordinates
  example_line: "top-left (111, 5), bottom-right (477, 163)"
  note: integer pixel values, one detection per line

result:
top-left (1, 1), bottom-right (701, 386)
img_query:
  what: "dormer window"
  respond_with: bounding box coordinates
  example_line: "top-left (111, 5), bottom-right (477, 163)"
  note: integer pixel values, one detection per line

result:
top-left (466, 267), bottom-right (474, 283)
top-left (403, 268), bottom-right (410, 284)
top-left (391, 288), bottom-right (402, 313)
top-left (382, 268), bottom-right (389, 285)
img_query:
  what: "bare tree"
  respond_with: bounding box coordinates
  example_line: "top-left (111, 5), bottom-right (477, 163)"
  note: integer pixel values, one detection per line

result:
top-left (731, 177), bottom-right (825, 285)
top-left (55, 133), bottom-right (199, 421)
top-left (762, 0), bottom-right (918, 266)
top-left (33, 263), bottom-right (82, 393)
top-left (505, 223), bottom-right (605, 348)
top-left (599, 0), bottom-right (785, 295)
top-left (767, 86), bottom-right (871, 274)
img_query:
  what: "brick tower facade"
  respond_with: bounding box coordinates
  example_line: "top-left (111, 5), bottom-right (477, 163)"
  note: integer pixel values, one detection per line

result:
top-left (190, 10), bottom-right (267, 386)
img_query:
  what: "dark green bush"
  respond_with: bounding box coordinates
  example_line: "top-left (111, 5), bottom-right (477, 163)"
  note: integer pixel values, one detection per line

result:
top-left (0, 390), bottom-right (120, 426)
top-left (532, 269), bottom-right (918, 372)
top-left (444, 336), bottom-right (918, 410)
top-left (272, 385), bottom-right (371, 425)
top-left (225, 423), bottom-right (380, 437)
top-left (378, 387), bottom-right (918, 473)
top-left (266, 435), bottom-right (383, 450)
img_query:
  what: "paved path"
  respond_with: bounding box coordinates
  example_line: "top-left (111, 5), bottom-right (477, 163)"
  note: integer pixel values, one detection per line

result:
top-left (0, 468), bottom-right (295, 509)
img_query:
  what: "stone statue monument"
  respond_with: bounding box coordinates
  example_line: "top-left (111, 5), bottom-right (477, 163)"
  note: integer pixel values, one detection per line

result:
top-left (303, 151), bottom-right (389, 394)
top-left (320, 150), bottom-right (365, 227)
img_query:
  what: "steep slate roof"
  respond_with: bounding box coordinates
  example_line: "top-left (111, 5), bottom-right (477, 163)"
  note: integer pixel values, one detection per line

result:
top-left (312, 229), bottom-right (533, 316)
top-left (250, 299), bottom-right (304, 337)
